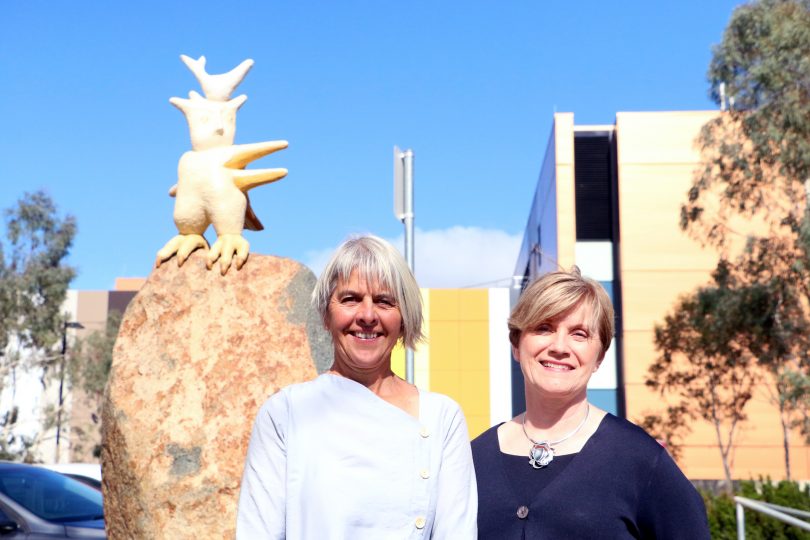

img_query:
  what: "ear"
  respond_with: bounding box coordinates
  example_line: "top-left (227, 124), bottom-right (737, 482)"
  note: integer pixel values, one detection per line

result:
top-left (229, 94), bottom-right (248, 110)
top-left (593, 350), bottom-right (606, 372)
top-left (511, 344), bottom-right (520, 362)
top-left (169, 96), bottom-right (188, 112)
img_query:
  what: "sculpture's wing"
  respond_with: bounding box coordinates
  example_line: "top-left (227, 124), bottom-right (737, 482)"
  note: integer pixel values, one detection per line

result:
top-left (243, 195), bottom-right (264, 231)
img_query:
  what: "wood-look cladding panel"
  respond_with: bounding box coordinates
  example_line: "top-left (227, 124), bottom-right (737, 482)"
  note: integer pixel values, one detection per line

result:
top-left (620, 271), bottom-right (711, 332)
top-left (615, 111), bottom-right (716, 165)
top-left (609, 111), bottom-right (809, 480)
top-left (554, 113), bottom-right (576, 269)
top-left (618, 165), bottom-right (717, 272)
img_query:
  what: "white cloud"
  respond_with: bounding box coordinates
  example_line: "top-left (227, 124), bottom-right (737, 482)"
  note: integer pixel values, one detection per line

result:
top-left (304, 226), bottom-right (522, 288)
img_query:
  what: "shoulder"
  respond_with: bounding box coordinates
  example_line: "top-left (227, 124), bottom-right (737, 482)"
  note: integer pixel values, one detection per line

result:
top-left (596, 414), bottom-right (666, 455)
top-left (419, 390), bottom-right (471, 443)
top-left (421, 389), bottom-right (463, 414)
top-left (256, 375), bottom-right (330, 417)
top-left (470, 423), bottom-right (501, 455)
top-left (592, 415), bottom-right (698, 492)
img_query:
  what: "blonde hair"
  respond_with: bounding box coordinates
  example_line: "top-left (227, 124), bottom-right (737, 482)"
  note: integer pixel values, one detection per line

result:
top-left (508, 267), bottom-right (614, 354)
top-left (312, 235), bottom-right (424, 348)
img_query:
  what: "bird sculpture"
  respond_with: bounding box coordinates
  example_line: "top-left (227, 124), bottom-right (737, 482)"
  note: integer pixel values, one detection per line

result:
top-left (155, 55), bottom-right (288, 275)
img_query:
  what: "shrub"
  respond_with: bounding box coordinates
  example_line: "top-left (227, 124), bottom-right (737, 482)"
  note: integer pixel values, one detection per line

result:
top-left (701, 479), bottom-right (810, 539)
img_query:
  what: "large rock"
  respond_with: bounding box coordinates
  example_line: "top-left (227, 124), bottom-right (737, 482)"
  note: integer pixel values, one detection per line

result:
top-left (102, 252), bottom-right (330, 539)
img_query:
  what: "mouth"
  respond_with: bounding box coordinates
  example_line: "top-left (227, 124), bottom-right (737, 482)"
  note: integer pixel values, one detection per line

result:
top-left (351, 331), bottom-right (382, 340)
top-left (539, 360), bottom-right (573, 371)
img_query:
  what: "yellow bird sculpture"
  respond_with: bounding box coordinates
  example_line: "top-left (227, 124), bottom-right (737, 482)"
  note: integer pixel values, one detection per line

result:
top-left (156, 55), bottom-right (288, 275)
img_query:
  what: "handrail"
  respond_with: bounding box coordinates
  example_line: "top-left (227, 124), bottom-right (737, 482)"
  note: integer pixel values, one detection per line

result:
top-left (735, 496), bottom-right (810, 539)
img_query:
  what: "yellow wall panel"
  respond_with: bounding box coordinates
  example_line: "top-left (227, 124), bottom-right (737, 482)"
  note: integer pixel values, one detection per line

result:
top-left (430, 370), bottom-right (461, 402)
top-left (428, 321), bottom-right (460, 372)
top-left (429, 289), bottom-right (460, 320)
top-left (427, 290), bottom-right (491, 440)
top-left (466, 415), bottom-right (491, 439)
top-left (391, 344), bottom-right (405, 379)
top-left (459, 369), bottom-right (489, 417)
top-left (458, 291), bottom-right (489, 321)
top-left (459, 321), bottom-right (489, 362)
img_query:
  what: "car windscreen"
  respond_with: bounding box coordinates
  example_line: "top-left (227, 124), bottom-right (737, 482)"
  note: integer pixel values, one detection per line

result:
top-left (0, 466), bottom-right (103, 523)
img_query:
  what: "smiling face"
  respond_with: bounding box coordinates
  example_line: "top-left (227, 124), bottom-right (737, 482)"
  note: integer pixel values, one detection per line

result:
top-left (513, 303), bottom-right (604, 402)
top-left (327, 270), bottom-right (403, 378)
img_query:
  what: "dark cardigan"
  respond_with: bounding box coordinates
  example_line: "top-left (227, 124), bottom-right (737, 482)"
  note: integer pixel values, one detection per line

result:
top-left (471, 414), bottom-right (710, 539)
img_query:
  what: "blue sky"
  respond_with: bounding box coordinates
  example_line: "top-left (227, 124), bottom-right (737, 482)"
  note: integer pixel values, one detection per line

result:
top-left (1, 1), bottom-right (742, 290)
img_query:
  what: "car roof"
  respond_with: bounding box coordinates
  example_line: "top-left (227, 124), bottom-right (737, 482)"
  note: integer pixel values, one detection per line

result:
top-left (36, 463), bottom-right (102, 482)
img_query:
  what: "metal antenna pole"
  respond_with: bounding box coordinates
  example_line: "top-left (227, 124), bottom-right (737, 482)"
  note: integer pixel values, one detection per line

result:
top-left (403, 150), bottom-right (415, 383)
top-left (394, 147), bottom-right (415, 383)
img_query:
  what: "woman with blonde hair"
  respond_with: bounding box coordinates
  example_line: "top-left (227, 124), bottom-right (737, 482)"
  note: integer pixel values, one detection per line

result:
top-left (472, 268), bottom-right (708, 538)
top-left (237, 235), bottom-right (477, 539)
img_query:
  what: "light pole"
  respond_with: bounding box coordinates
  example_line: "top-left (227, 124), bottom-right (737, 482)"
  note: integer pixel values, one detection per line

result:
top-left (55, 320), bottom-right (84, 463)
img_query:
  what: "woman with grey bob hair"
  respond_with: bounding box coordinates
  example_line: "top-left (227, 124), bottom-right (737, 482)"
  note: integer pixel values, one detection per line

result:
top-left (312, 235), bottom-right (424, 349)
top-left (472, 268), bottom-right (709, 539)
top-left (237, 235), bottom-right (477, 539)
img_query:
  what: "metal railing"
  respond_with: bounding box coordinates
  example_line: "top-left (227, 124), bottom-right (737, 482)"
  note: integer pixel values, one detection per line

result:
top-left (735, 496), bottom-right (810, 539)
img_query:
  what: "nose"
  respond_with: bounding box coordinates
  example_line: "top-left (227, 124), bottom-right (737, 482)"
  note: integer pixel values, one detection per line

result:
top-left (548, 331), bottom-right (568, 356)
top-left (356, 297), bottom-right (378, 325)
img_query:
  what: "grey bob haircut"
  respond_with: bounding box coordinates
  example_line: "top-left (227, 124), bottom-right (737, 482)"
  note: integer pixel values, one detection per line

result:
top-left (312, 235), bottom-right (424, 349)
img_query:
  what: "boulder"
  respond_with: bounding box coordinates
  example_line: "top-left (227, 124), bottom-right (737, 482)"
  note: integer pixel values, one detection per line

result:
top-left (102, 252), bottom-right (330, 539)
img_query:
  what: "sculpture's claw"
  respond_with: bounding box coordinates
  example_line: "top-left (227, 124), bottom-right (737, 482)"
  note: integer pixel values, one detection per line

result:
top-left (207, 234), bottom-right (249, 275)
top-left (155, 234), bottom-right (208, 268)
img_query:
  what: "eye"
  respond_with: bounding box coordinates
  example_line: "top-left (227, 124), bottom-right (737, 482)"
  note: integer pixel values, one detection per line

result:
top-left (571, 329), bottom-right (590, 341)
top-left (375, 295), bottom-right (396, 308)
top-left (337, 294), bottom-right (360, 305)
top-left (534, 323), bottom-right (553, 334)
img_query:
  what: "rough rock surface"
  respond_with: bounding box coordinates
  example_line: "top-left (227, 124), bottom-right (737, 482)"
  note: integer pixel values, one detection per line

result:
top-left (102, 252), bottom-right (331, 539)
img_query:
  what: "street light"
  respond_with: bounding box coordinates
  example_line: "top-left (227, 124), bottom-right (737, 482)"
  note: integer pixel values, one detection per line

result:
top-left (55, 320), bottom-right (84, 463)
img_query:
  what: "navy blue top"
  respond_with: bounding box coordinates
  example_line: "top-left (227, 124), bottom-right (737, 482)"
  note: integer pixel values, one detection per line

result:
top-left (472, 414), bottom-right (710, 539)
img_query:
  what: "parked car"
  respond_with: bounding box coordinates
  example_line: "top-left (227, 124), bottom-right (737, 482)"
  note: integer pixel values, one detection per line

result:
top-left (37, 463), bottom-right (102, 491)
top-left (0, 461), bottom-right (105, 538)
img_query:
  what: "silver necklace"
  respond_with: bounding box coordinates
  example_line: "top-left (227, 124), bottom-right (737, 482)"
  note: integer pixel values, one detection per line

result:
top-left (522, 403), bottom-right (590, 469)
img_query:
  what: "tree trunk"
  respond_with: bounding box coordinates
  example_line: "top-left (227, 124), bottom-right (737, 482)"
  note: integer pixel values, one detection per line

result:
top-left (780, 405), bottom-right (792, 481)
top-left (717, 434), bottom-right (734, 493)
top-left (711, 400), bottom-right (734, 494)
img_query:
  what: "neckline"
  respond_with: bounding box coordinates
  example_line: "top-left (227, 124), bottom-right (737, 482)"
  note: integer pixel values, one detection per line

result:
top-left (491, 414), bottom-right (612, 506)
top-left (321, 372), bottom-right (422, 421)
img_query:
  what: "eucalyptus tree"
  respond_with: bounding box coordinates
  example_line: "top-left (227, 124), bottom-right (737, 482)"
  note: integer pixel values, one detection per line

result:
top-left (648, 263), bottom-right (762, 491)
top-left (678, 0), bottom-right (810, 480)
top-left (0, 190), bottom-right (76, 459)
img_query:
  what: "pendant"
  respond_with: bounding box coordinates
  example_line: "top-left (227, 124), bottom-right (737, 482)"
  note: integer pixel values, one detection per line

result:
top-left (529, 442), bottom-right (554, 469)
